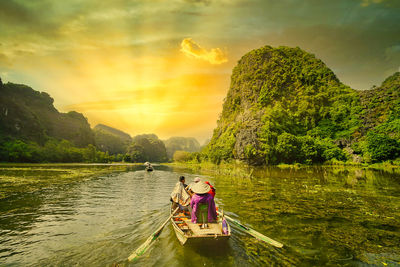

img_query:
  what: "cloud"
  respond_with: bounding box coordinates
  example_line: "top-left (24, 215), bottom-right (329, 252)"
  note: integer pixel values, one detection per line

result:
top-left (63, 73), bottom-right (229, 112)
top-left (0, 52), bottom-right (12, 67)
top-left (61, 72), bottom-right (229, 141)
top-left (260, 23), bottom-right (400, 90)
top-left (180, 38), bottom-right (228, 64)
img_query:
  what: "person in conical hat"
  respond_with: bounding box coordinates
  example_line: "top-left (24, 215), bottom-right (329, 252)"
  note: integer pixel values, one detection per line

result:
top-left (186, 177), bottom-right (201, 195)
top-left (191, 182), bottom-right (210, 194)
top-left (190, 182), bottom-right (217, 223)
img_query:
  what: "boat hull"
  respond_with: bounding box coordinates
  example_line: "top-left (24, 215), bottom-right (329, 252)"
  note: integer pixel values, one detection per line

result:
top-left (171, 221), bottom-right (188, 245)
top-left (170, 204), bottom-right (231, 246)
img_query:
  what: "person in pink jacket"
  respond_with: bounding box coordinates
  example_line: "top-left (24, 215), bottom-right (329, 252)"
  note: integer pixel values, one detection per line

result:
top-left (190, 182), bottom-right (217, 223)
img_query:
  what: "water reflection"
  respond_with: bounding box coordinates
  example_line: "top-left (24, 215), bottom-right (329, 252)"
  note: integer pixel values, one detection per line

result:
top-left (0, 164), bottom-right (399, 266)
top-left (171, 164), bottom-right (400, 265)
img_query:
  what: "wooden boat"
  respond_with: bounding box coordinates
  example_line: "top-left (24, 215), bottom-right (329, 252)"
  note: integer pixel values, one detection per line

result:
top-left (170, 204), bottom-right (231, 245)
top-left (145, 166), bottom-right (153, 172)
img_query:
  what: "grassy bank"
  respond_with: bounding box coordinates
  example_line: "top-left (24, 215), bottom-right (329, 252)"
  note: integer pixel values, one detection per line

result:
top-left (166, 159), bottom-right (400, 177)
top-left (166, 161), bottom-right (255, 179)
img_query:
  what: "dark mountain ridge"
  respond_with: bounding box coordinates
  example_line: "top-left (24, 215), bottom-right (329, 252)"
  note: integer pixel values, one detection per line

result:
top-left (93, 124), bottom-right (132, 155)
top-left (0, 81), bottom-right (94, 147)
top-left (94, 124), bottom-right (132, 142)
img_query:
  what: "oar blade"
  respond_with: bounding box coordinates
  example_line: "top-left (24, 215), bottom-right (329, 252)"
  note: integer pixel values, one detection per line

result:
top-left (221, 212), bottom-right (283, 248)
top-left (127, 207), bottom-right (179, 262)
top-left (128, 236), bottom-right (153, 261)
top-left (248, 229), bottom-right (283, 248)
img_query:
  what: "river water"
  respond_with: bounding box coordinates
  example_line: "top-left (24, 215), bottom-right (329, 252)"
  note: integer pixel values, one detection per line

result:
top-left (0, 164), bottom-right (399, 266)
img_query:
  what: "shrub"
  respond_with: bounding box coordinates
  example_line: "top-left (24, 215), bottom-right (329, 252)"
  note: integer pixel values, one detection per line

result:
top-left (275, 133), bottom-right (301, 163)
top-left (366, 131), bottom-right (400, 162)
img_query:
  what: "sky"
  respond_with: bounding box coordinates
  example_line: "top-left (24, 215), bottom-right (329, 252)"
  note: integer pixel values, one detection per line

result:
top-left (0, 0), bottom-right (399, 143)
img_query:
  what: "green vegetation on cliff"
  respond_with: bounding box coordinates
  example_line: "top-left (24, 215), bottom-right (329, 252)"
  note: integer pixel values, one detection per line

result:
top-left (203, 46), bottom-right (400, 165)
top-left (163, 136), bottom-right (200, 159)
top-left (0, 81), bottom-right (169, 163)
top-left (93, 124), bottom-right (132, 155)
top-left (0, 81), bottom-right (111, 163)
top-left (0, 81), bottom-right (94, 146)
top-left (126, 134), bottom-right (168, 163)
top-left (358, 73), bottom-right (400, 162)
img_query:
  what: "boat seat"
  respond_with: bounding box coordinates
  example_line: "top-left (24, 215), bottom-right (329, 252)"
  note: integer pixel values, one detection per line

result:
top-left (185, 221), bottom-right (222, 235)
top-left (196, 203), bottom-right (208, 224)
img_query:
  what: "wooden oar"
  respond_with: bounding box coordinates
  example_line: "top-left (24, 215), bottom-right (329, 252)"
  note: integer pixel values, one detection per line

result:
top-left (128, 207), bottom-right (179, 262)
top-left (218, 211), bottom-right (283, 248)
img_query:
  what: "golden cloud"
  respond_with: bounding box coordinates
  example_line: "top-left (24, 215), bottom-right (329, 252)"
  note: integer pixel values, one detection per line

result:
top-left (180, 38), bottom-right (228, 64)
top-left (62, 73), bottom-right (229, 141)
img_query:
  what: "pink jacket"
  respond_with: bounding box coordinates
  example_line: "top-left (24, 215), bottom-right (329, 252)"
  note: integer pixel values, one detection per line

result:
top-left (190, 194), bottom-right (217, 223)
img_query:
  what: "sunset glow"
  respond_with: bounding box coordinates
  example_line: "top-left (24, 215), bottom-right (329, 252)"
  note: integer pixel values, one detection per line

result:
top-left (0, 0), bottom-right (398, 142)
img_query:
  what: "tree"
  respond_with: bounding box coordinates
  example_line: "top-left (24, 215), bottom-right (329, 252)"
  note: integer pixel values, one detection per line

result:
top-left (128, 134), bottom-right (168, 162)
top-left (173, 150), bottom-right (192, 162)
top-left (366, 132), bottom-right (400, 162)
top-left (275, 133), bottom-right (301, 163)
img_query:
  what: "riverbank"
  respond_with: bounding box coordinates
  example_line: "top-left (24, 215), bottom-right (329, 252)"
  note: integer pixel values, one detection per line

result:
top-left (166, 160), bottom-right (400, 178)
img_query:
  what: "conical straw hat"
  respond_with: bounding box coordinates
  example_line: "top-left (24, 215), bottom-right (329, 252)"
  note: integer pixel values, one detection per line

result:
top-left (191, 182), bottom-right (210, 194)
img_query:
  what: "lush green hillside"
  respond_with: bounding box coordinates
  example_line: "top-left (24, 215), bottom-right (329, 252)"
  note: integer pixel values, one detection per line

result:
top-left (163, 136), bottom-right (200, 159)
top-left (0, 80), bottom-right (94, 147)
top-left (359, 72), bottom-right (400, 133)
top-left (203, 46), bottom-right (400, 165)
top-left (94, 124), bottom-right (132, 141)
top-left (127, 134), bottom-right (168, 163)
top-left (93, 124), bottom-right (131, 155)
top-left (357, 72), bottom-right (400, 162)
top-left (0, 80), bottom-right (119, 163)
top-left (0, 78), bottom-right (171, 163)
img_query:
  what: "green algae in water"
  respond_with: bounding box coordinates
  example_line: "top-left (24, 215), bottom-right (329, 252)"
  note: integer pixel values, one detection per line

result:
top-left (170, 164), bottom-right (400, 265)
top-left (0, 164), bottom-right (137, 199)
top-left (1, 163), bottom-right (399, 265)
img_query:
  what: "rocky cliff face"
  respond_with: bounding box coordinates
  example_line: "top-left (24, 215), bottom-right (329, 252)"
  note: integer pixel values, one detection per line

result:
top-left (204, 46), bottom-right (399, 165)
top-left (0, 81), bottom-right (94, 147)
top-left (359, 72), bottom-right (400, 135)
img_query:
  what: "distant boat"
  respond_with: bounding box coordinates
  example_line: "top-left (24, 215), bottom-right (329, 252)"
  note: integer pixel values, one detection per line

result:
top-left (145, 166), bottom-right (153, 172)
top-left (144, 162), bottom-right (153, 171)
top-left (170, 203), bottom-right (231, 245)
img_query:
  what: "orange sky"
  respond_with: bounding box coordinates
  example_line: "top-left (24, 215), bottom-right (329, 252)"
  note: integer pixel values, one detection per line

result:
top-left (2, 35), bottom-right (233, 142)
top-left (0, 0), bottom-right (398, 143)
top-left (59, 40), bottom-right (231, 142)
